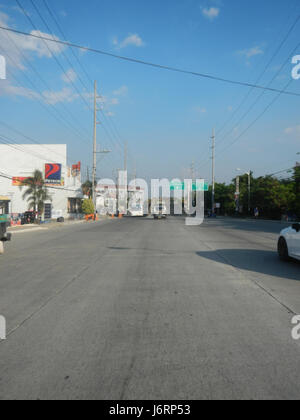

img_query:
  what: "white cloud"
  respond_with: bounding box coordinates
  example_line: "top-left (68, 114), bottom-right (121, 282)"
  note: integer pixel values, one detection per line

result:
top-left (0, 80), bottom-right (79, 105)
top-left (62, 69), bottom-right (77, 83)
top-left (0, 11), bottom-right (66, 72)
top-left (238, 46), bottom-right (264, 59)
top-left (284, 126), bottom-right (300, 136)
top-left (113, 34), bottom-right (145, 49)
top-left (42, 87), bottom-right (78, 105)
top-left (0, 80), bottom-right (40, 100)
top-left (113, 85), bottom-right (128, 96)
top-left (202, 7), bottom-right (220, 21)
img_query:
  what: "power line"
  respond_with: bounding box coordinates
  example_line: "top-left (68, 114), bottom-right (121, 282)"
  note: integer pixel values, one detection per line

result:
top-left (40, 0), bottom-right (132, 166)
top-left (16, 0), bottom-right (91, 114)
top-left (0, 29), bottom-right (92, 148)
top-left (216, 28), bottom-right (300, 150)
top-left (1, 25), bottom-right (300, 98)
top-left (216, 78), bottom-right (294, 158)
top-left (42, 0), bottom-right (93, 90)
top-left (216, 14), bottom-right (300, 137)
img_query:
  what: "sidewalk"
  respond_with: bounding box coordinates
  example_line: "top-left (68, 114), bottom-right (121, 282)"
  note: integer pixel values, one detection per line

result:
top-left (7, 218), bottom-right (108, 234)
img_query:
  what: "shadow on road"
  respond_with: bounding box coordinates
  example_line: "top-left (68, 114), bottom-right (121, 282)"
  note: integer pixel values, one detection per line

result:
top-left (206, 217), bottom-right (290, 235)
top-left (196, 249), bottom-right (300, 281)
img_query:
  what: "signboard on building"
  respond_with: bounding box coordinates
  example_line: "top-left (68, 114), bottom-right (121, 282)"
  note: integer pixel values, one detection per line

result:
top-left (12, 177), bottom-right (30, 186)
top-left (72, 162), bottom-right (81, 177)
top-left (45, 164), bottom-right (63, 186)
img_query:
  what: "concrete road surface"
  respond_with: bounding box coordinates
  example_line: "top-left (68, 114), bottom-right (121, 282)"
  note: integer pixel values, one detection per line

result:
top-left (0, 216), bottom-right (300, 400)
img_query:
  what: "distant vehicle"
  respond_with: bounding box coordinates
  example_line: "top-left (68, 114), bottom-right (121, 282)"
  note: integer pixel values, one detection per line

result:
top-left (128, 204), bottom-right (144, 217)
top-left (278, 223), bottom-right (300, 261)
top-left (153, 203), bottom-right (167, 220)
top-left (0, 200), bottom-right (12, 254)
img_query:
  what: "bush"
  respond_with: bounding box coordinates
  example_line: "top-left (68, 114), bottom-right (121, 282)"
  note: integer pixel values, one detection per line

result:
top-left (82, 199), bottom-right (95, 215)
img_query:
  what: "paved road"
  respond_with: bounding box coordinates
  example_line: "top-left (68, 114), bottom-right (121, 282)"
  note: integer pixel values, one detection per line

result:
top-left (0, 216), bottom-right (299, 400)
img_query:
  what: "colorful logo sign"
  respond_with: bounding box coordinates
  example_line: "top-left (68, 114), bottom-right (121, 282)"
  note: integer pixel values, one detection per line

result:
top-left (45, 164), bottom-right (62, 185)
top-left (12, 177), bottom-right (30, 186)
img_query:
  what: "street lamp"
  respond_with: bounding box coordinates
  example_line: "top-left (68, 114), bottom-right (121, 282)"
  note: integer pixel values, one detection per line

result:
top-left (236, 169), bottom-right (251, 215)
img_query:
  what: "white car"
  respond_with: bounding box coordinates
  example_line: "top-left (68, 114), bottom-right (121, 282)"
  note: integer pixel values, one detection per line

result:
top-left (278, 224), bottom-right (300, 261)
top-left (128, 205), bottom-right (144, 217)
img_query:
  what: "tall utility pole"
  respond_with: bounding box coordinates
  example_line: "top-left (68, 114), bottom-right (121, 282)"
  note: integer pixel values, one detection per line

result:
top-left (92, 80), bottom-right (98, 218)
top-left (124, 141), bottom-right (127, 172)
top-left (235, 176), bottom-right (240, 214)
top-left (248, 171), bottom-right (251, 214)
top-left (211, 128), bottom-right (215, 214)
top-left (191, 161), bottom-right (195, 182)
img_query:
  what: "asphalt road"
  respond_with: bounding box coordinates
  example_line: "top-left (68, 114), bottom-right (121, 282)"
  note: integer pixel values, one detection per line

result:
top-left (0, 216), bottom-right (300, 400)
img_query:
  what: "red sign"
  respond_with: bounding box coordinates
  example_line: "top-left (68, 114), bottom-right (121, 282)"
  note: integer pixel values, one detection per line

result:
top-left (12, 177), bottom-right (30, 186)
top-left (72, 162), bottom-right (81, 176)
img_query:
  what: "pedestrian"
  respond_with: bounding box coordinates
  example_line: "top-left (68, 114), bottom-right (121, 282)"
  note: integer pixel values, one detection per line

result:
top-left (254, 207), bottom-right (259, 219)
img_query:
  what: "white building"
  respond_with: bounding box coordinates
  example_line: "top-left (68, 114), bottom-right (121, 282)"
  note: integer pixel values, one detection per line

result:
top-left (96, 182), bottom-right (145, 216)
top-left (0, 144), bottom-right (83, 220)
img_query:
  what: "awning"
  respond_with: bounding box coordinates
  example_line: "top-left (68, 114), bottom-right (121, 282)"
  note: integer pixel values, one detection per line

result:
top-left (0, 196), bottom-right (10, 201)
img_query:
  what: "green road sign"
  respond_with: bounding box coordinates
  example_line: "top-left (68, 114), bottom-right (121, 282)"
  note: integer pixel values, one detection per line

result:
top-left (170, 181), bottom-right (209, 192)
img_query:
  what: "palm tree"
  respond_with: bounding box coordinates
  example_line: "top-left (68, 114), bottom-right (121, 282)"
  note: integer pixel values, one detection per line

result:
top-left (82, 180), bottom-right (93, 198)
top-left (21, 170), bottom-right (52, 221)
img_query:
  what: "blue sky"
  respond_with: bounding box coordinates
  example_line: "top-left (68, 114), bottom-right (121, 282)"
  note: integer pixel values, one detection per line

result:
top-left (0, 0), bottom-right (300, 184)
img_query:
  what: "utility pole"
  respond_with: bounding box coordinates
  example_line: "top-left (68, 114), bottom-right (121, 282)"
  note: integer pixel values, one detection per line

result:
top-left (92, 80), bottom-right (98, 219)
top-left (235, 176), bottom-right (240, 214)
top-left (248, 171), bottom-right (251, 214)
top-left (211, 129), bottom-right (215, 215)
top-left (191, 161), bottom-right (195, 182)
top-left (124, 141), bottom-right (127, 172)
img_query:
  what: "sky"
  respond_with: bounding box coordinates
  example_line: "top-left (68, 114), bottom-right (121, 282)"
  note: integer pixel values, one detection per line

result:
top-left (0, 0), bottom-right (300, 185)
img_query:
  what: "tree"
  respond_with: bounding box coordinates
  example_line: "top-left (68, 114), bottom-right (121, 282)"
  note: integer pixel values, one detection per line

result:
top-left (82, 180), bottom-right (93, 198)
top-left (82, 198), bottom-right (95, 215)
top-left (292, 165), bottom-right (300, 217)
top-left (20, 170), bottom-right (52, 220)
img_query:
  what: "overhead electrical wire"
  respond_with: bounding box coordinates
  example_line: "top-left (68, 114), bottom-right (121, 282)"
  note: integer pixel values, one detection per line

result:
top-left (215, 13), bottom-right (300, 137)
top-left (0, 30), bottom-right (92, 148)
top-left (1, 25), bottom-right (300, 98)
top-left (40, 0), bottom-right (133, 169)
top-left (38, 0), bottom-right (131, 167)
top-left (197, 25), bottom-right (300, 174)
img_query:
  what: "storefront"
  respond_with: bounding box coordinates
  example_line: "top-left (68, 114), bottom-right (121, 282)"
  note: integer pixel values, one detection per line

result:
top-left (0, 144), bottom-right (83, 220)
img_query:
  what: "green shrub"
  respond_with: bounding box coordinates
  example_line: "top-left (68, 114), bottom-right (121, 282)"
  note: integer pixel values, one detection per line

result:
top-left (82, 199), bottom-right (95, 215)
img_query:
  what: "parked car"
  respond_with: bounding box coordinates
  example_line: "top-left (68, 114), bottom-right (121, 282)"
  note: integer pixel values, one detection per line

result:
top-left (278, 223), bottom-right (300, 261)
